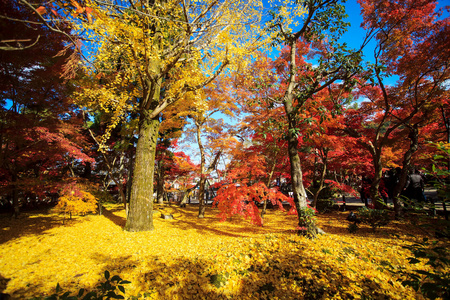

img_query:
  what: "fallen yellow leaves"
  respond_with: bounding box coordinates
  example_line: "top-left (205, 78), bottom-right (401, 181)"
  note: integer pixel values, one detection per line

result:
top-left (0, 205), bottom-right (445, 299)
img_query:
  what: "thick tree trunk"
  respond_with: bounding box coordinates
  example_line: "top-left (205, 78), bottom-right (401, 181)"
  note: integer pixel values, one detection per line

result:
top-left (124, 116), bottom-right (160, 232)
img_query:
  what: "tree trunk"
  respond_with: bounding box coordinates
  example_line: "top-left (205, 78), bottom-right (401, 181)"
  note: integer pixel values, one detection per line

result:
top-left (11, 173), bottom-right (19, 219)
top-left (197, 123), bottom-right (206, 218)
top-left (125, 148), bottom-right (134, 216)
top-left (180, 184), bottom-right (197, 207)
top-left (392, 125), bottom-right (419, 217)
top-left (261, 156), bottom-right (278, 218)
top-left (124, 115), bottom-right (160, 232)
top-left (287, 131), bottom-right (308, 208)
top-left (156, 159), bottom-right (165, 205)
top-left (311, 150), bottom-right (328, 208)
top-left (370, 149), bottom-right (385, 209)
top-left (283, 38), bottom-right (308, 228)
top-left (198, 176), bottom-right (206, 218)
top-left (442, 106), bottom-right (450, 171)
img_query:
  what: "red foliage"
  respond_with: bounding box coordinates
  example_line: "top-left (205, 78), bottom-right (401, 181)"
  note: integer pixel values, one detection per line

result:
top-left (324, 180), bottom-right (358, 197)
top-left (213, 182), bottom-right (294, 226)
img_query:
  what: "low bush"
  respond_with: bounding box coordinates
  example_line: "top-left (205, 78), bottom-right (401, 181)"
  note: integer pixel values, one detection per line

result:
top-left (315, 198), bottom-right (335, 213)
top-left (357, 207), bottom-right (390, 232)
top-left (400, 238), bottom-right (450, 299)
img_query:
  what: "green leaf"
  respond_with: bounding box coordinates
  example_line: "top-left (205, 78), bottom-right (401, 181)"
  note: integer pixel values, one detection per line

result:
top-left (105, 270), bottom-right (110, 280)
top-left (78, 288), bottom-right (85, 297)
top-left (118, 285), bottom-right (125, 293)
top-left (111, 275), bottom-right (122, 282)
top-left (82, 291), bottom-right (98, 300)
top-left (56, 283), bottom-right (61, 293)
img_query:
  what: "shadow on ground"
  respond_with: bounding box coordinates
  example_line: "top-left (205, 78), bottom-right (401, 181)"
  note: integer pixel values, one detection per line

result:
top-left (82, 239), bottom-right (401, 299)
top-left (0, 210), bottom-right (81, 245)
top-left (101, 208), bottom-right (127, 228)
top-left (162, 205), bottom-right (300, 238)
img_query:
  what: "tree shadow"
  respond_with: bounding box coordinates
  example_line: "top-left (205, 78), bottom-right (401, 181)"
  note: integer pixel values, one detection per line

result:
top-left (1, 210), bottom-right (415, 299)
top-left (165, 205), bottom-right (298, 238)
top-left (0, 210), bottom-right (81, 245)
top-left (101, 208), bottom-right (126, 228)
top-left (316, 210), bottom-right (426, 241)
top-left (0, 244), bottom-right (409, 300)
top-left (93, 253), bottom-right (225, 299)
top-left (87, 236), bottom-right (397, 299)
top-left (0, 273), bottom-right (10, 297)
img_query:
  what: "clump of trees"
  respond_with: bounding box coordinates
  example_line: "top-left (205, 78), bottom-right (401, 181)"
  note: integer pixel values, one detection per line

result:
top-left (0, 0), bottom-right (448, 234)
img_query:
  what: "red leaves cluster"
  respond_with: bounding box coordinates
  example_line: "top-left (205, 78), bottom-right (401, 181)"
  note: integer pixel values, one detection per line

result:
top-left (213, 182), bottom-right (294, 226)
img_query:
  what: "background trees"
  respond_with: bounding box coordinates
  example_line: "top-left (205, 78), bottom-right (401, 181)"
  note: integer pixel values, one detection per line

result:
top-left (346, 0), bottom-right (450, 214)
top-left (0, 1), bottom-right (93, 217)
top-left (0, 0), bottom-right (447, 234)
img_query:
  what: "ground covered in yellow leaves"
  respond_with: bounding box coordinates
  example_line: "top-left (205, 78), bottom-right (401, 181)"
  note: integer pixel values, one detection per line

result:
top-left (0, 204), bottom-right (447, 299)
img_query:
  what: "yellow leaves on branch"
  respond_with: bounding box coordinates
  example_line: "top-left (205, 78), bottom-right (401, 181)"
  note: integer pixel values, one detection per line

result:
top-left (74, 0), bottom-right (265, 121)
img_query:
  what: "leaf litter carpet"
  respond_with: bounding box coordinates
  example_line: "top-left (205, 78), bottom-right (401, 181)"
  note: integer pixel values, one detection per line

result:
top-left (0, 204), bottom-right (445, 299)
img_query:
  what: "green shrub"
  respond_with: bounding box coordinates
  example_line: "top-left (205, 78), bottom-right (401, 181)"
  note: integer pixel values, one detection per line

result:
top-left (91, 190), bottom-right (116, 204)
top-left (316, 198), bottom-right (334, 213)
top-left (298, 206), bottom-right (318, 238)
top-left (400, 238), bottom-right (450, 299)
top-left (357, 207), bottom-right (390, 232)
top-left (347, 222), bottom-right (359, 233)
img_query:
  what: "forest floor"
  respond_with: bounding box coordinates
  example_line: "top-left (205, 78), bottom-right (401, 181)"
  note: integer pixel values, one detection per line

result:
top-left (0, 203), bottom-right (448, 299)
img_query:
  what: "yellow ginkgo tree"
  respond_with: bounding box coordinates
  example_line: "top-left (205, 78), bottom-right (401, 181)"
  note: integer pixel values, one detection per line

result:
top-left (71, 0), bottom-right (264, 231)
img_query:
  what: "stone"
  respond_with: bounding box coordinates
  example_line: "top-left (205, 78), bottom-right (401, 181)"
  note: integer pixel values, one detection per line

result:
top-left (160, 214), bottom-right (174, 220)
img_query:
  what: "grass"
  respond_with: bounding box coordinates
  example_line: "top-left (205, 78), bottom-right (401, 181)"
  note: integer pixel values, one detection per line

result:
top-left (0, 203), bottom-right (448, 299)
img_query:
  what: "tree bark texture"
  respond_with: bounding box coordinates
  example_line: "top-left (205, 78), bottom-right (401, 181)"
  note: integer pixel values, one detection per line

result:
top-left (124, 115), bottom-right (160, 232)
top-left (282, 39), bottom-right (308, 227)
